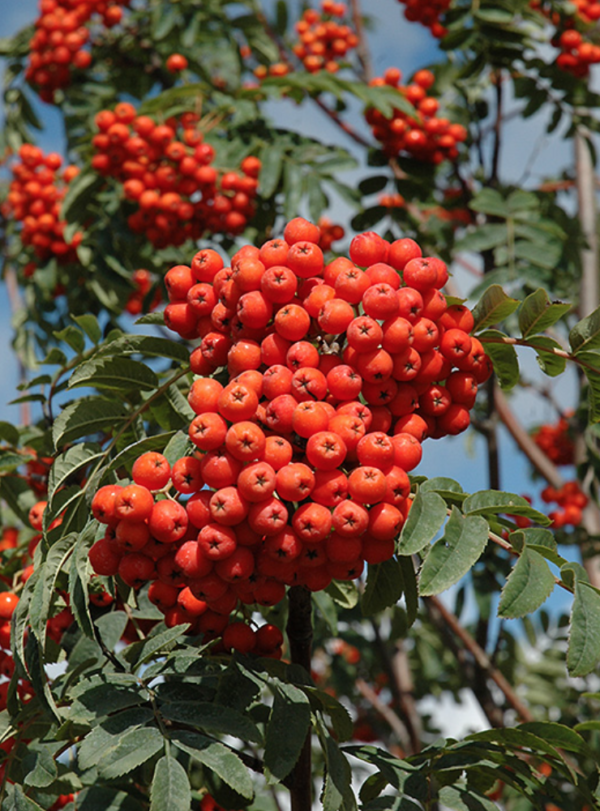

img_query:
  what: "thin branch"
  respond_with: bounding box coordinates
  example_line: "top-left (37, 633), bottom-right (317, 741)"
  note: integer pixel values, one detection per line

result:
top-left (494, 386), bottom-right (565, 489)
top-left (370, 619), bottom-right (422, 753)
top-left (355, 677), bottom-right (410, 750)
top-left (349, 0), bottom-right (373, 83)
top-left (424, 595), bottom-right (534, 723)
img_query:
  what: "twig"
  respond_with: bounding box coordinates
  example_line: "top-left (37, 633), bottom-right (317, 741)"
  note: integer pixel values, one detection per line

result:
top-left (424, 595), bottom-right (534, 723)
top-left (355, 677), bottom-right (410, 750)
top-left (370, 619), bottom-right (421, 753)
top-left (349, 0), bottom-right (373, 83)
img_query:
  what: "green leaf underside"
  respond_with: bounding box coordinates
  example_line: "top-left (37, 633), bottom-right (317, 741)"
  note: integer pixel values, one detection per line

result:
top-left (149, 755), bottom-right (191, 811)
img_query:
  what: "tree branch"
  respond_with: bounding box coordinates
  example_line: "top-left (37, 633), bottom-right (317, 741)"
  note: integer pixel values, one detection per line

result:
top-left (286, 586), bottom-right (313, 811)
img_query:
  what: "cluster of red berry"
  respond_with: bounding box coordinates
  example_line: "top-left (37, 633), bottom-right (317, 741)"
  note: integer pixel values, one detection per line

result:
top-left (87, 218), bottom-right (490, 652)
top-left (317, 217), bottom-right (345, 251)
top-left (541, 481), bottom-right (588, 528)
top-left (25, 0), bottom-right (128, 102)
top-left (553, 28), bottom-right (600, 76)
top-left (531, 0), bottom-right (600, 76)
top-left (292, 1), bottom-right (359, 74)
top-left (532, 415), bottom-right (574, 466)
top-left (124, 268), bottom-right (162, 316)
top-left (366, 69), bottom-right (468, 163)
top-left (2, 144), bottom-right (83, 264)
top-left (379, 193), bottom-right (406, 209)
top-left (91, 104), bottom-right (261, 248)
top-left (395, 0), bottom-right (449, 39)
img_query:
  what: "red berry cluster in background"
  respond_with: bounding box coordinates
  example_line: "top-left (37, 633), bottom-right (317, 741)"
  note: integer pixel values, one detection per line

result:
top-left (87, 218), bottom-right (492, 653)
top-left (2, 144), bottom-right (83, 264)
top-left (532, 414), bottom-right (574, 466)
top-left (531, 0), bottom-right (600, 77)
top-left (124, 268), bottom-right (162, 316)
top-left (541, 481), bottom-right (588, 528)
top-left (25, 0), bottom-right (128, 103)
top-left (395, 0), bottom-right (450, 39)
top-left (292, 1), bottom-right (359, 74)
top-left (366, 69), bottom-right (468, 163)
top-left (91, 104), bottom-right (261, 248)
top-left (317, 217), bottom-right (345, 251)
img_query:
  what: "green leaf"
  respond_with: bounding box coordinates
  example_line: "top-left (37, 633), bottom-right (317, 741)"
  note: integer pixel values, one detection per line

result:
top-left (469, 189), bottom-right (509, 218)
top-left (531, 336), bottom-right (567, 377)
top-left (160, 701), bottom-right (262, 744)
top-left (68, 357), bottom-right (158, 392)
top-left (259, 143), bottom-right (284, 197)
top-left (312, 590), bottom-right (338, 635)
top-left (22, 744), bottom-right (59, 788)
top-left (103, 334), bottom-right (190, 364)
top-left (463, 490), bottom-right (551, 525)
top-left (29, 534), bottom-right (75, 648)
top-left (578, 356), bottom-right (600, 423)
top-left (53, 325), bottom-right (85, 354)
top-left (52, 398), bottom-right (127, 449)
top-left (122, 624), bottom-right (190, 668)
top-left (264, 682), bottom-right (311, 784)
top-left (79, 708), bottom-right (153, 770)
top-left (397, 491), bottom-right (447, 555)
top-left (171, 730), bottom-right (254, 799)
top-left (10, 786), bottom-right (46, 811)
top-left (438, 786), bottom-right (499, 811)
top-left (476, 330), bottom-right (519, 389)
top-left (567, 580), bottom-right (600, 677)
top-left (455, 224), bottom-right (507, 253)
top-left (570, 305), bottom-right (600, 355)
top-left (68, 528), bottom-right (96, 638)
top-left (283, 162), bottom-right (304, 222)
top-left (61, 171), bottom-right (102, 222)
top-left (419, 509), bottom-right (489, 596)
top-left (361, 558), bottom-right (404, 615)
top-left (48, 443), bottom-right (102, 503)
top-left (303, 687), bottom-right (354, 742)
top-left (97, 727), bottom-right (163, 779)
top-left (325, 579), bottom-right (359, 609)
top-left (472, 286), bottom-right (520, 332)
top-left (519, 289), bottom-right (571, 338)
top-left (0, 421), bottom-right (20, 445)
top-left (398, 555), bottom-right (418, 627)
top-left (73, 314), bottom-right (102, 344)
top-left (518, 722), bottom-right (594, 759)
top-left (77, 786), bottom-right (146, 811)
top-left (150, 755), bottom-right (191, 811)
top-left (498, 548), bottom-right (556, 618)
top-left (318, 718), bottom-right (357, 811)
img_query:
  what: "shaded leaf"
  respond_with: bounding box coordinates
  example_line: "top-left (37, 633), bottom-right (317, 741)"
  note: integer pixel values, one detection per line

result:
top-left (149, 755), bottom-right (191, 811)
top-left (361, 558), bottom-right (404, 615)
top-left (264, 682), bottom-right (311, 784)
